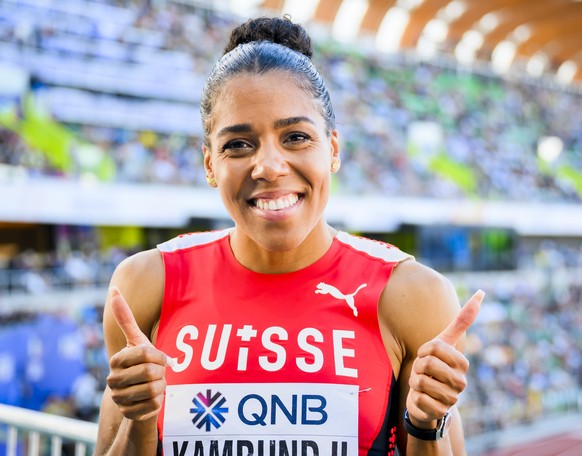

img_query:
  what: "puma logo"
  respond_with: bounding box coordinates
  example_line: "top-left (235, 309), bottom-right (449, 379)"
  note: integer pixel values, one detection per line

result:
top-left (315, 282), bottom-right (367, 317)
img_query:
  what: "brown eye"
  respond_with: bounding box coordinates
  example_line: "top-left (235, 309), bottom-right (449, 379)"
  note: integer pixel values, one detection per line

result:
top-left (285, 132), bottom-right (310, 144)
top-left (221, 140), bottom-right (252, 152)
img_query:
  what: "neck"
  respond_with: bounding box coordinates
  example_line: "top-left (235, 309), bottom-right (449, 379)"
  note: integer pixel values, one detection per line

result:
top-left (229, 223), bottom-right (337, 274)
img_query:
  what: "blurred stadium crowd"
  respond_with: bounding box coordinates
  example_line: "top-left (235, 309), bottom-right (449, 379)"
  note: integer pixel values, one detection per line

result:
top-left (0, 0), bottom-right (582, 442)
top-left (461, 270), bottom-right (582, 435)
top-left (1, 0), bottom-right (581, 200)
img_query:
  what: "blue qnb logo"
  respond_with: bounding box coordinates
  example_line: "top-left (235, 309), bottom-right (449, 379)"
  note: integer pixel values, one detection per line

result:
top-left (190, 389), bottom-right (229, 431)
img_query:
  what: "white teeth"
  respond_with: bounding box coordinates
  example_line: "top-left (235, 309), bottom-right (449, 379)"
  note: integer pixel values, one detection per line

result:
top-left (254, 194), bottom-right (299, 211)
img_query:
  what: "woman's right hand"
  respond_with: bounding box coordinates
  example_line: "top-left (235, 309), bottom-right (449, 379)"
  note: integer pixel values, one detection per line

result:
top-left (106, 286), bottom-right (169, 422)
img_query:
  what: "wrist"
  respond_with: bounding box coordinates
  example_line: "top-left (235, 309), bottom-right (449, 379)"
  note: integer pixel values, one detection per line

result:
top-left (403, 408), bottom-right (452, 441)
top-left (125, 415), bottom-right (159, 440)
top-left (406, 412), bottom-right (438, 430)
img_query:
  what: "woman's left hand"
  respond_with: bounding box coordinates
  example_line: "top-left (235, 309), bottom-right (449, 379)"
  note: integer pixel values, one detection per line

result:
top-left (405, 290), bottom-right (484, 427)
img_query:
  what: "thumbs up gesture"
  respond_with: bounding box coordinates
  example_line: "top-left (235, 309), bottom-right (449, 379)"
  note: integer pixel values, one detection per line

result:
top-left (106, 286), bottom-right (169, 422)
top-left (405, 290), bottom-right (484, 427)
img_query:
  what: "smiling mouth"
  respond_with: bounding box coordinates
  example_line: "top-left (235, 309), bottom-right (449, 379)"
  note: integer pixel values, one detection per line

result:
top-left (250, 193), bottom-right (302, 211)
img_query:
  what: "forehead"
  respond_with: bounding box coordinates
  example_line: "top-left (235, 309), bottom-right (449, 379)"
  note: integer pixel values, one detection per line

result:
top-left (210, 71), bottom-right (323, 131)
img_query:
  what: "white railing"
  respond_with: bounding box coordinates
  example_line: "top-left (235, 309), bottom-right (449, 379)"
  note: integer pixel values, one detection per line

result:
top-left (0, 404), bottom-right (97, 456)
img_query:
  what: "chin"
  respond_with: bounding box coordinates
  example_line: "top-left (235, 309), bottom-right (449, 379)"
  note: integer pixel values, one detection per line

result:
top-left (256, 232), bottom-right (304, 252)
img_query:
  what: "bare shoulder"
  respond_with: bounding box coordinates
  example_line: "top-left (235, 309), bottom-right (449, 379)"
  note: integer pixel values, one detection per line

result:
top-left (103, 248), bottom-right (164, 356)
top-left (96, 248), bottom-right (164, 455)
top-left (113, 246), bottom-right (163, 281)
top-left (379, 260), bottom-right (461, 359)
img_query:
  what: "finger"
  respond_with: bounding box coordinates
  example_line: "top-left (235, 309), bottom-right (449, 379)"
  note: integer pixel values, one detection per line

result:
top-left (409, 374), bottom-right (461, 410)
top-left (437, 289), bottom-right (484, 346)
top-left (109, 378), bottom-right (167, 405)
top-left (115, 396), bottom-right (165, 422)
top-left (109, 286), bottom-right (150, 347)
top-left (417, 340), bottom-right (470, 371)
top-left (413, 349), bottom-right (469, 386)
top-left (110, 345), bottom-right (169, 370)
top-left (109, 286), bottom-right (175, 368)
top-left (407, 389), bottom-right (452, 423)
top-left (108, 360), bottom-right (167, 388)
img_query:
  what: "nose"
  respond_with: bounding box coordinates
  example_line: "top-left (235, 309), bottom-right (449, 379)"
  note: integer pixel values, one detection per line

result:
top-left (250, 141), bottom-right (290, 181)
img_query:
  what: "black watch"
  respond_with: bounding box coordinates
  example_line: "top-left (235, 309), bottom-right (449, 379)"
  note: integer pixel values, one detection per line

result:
top-left (403, 409), bottom-right (452, 441)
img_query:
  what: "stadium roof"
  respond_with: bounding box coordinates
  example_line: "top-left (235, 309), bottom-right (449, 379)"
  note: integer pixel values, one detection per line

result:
top-left (258, 0), bottom-right (582, 85)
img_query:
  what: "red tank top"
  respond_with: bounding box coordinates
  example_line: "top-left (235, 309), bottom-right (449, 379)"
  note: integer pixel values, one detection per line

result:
top-left (155, 229), bottom-right (412, 456)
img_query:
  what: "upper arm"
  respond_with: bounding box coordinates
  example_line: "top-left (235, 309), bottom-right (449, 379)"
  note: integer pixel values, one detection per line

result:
top-left (378, 260), bottom-right (465, 453)
top-left (95, 248), bottom-right (165, 454)
top-left (102, 248), bottom-right (165, 358)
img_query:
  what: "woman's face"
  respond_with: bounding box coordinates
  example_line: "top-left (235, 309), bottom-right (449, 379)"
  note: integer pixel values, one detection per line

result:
top-left (203, 71), bottom-right (339, 254)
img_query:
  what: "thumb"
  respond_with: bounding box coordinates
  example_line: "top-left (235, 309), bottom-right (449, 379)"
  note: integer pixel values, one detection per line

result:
top-left (437, 289), bottom-right (485, 346)
top-left (110, 285), bottom-right (151, 347)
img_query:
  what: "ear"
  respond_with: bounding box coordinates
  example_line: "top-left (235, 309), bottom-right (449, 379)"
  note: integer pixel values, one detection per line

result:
top-left (330, 129), bottom-right (340, 163)
top-left (202, 144), bottom-right (215, 180)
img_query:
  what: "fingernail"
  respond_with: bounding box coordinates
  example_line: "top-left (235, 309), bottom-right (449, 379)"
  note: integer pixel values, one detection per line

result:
top-left (165, 354), bottom-right (177, 369)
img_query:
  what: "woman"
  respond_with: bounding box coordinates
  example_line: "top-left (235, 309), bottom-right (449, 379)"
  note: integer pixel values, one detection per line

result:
top-left (95, 16), bottom-right (483, 456)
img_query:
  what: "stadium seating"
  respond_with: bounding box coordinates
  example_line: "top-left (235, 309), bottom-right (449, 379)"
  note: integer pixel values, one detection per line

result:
top-left (0, 0), bottom-right (581, 444)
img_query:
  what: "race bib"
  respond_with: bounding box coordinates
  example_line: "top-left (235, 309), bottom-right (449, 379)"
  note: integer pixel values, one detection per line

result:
top-left (163, 383), bottom-right (358, 455)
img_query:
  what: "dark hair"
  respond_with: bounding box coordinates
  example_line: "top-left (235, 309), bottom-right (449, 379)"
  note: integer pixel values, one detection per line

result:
top-left (223, 16), bottom-right (313, 58)
top-left (200, 16), bottom-right (335, 146)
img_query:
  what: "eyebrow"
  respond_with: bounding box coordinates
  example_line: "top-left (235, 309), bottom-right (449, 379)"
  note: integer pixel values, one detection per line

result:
top-left (216, 124), bottom-right (252, 138)
top-left (274, 116), bottom-right (316, 129)
top-left (216, 116), bottom-right (316, 138)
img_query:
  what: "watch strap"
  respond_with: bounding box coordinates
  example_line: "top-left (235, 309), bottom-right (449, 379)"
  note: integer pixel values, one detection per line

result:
top-left (403, 409), bottom-right (450, 441)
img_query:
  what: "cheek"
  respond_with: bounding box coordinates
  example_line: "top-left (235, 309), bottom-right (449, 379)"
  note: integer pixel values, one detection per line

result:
top-left (216, 166), bottom-right (249, 201)
top-left (212, 155), bottom-right (240, 181)
top-left (309, 169), bottom-right (332, 200)
top-left (312, 157), bottom-right (332, 182)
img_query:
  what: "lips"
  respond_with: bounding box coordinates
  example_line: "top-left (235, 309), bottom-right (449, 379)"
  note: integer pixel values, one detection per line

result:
top-left (250, 193), bottom-right (301, 211)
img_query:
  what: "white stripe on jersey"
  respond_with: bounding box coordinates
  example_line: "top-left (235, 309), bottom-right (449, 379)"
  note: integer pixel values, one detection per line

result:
top-left (336, 231), bottom-right (414, 263)
top-left (158, 228), bottom-right (412, 264)
top-left (157, 228), bottom-right (231, 253)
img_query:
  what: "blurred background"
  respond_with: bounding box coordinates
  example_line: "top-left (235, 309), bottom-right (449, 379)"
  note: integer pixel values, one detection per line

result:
top-left (0, 0), bottom-right (581, 455)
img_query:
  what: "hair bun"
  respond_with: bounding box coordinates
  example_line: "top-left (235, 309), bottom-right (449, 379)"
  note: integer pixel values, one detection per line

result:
top-left (224, 16), bottom-right (313, 58)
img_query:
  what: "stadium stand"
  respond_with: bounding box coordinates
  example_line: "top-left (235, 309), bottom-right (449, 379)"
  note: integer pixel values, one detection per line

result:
top-left (0, 0), bottom-right (581, 454)
top-left (1, 0), bottom-right (581, 201)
